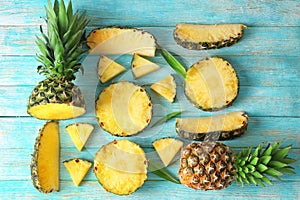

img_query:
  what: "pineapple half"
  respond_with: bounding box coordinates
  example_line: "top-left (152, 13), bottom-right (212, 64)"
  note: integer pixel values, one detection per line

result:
top-left (27, 0), bottom-right (89, 120)
top-left (87, 27), bottom-right (156, 57)
top-left (185, 57), bottom-right (239, 111)
top-left (96, 81), bottom-right (152, 136)
top-left (176, 111), bottom-right (248, 141)
top-left (31, 121), bottom-right (60, 193)
top-left (94, 140), bottom-right (148, 195)
top-left (153, 138), bottom-right (183, 167)
top-left (98, 56), bottom-right (126, 83)
top-left (150, 75), bottom-right (176, 102)
top-left (66, 123), bottom-right (94, 151)
top-left (131, 54), bottom-right (160, 79)
top-left (174, 24), bottom-right (246, 50)
top-left (63, 158), bottom-right (92, 186)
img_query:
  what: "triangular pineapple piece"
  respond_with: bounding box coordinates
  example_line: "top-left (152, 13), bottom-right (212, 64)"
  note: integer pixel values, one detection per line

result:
top-left (98, 56), bottom-right (126, 83)
top-left (131, 54), bottom-right (160, 79)
top-left (153, 138), bottom-right (183, 167)
top-left (63, 158), bottom-right (92, 186)
top-left (66, 123), bottom-right (94, 151)
top-left (150, 75), bottom-right (176, 102)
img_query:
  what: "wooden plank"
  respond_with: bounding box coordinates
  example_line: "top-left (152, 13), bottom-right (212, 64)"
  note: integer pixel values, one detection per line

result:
top-left (1, 55), bottom-right (300, 87)
top-left (1, 26), bottom-right (300, 56)
top-left (0, 0), bottom-right (299, 26)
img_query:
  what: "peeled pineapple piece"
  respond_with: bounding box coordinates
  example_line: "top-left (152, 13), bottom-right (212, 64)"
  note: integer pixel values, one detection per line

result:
top-left (98, 56), bottom-right (126, 83)
top-left (66, 123), bottom-right (94, 151)
top-left (63, 158), bottom-right (92, 186)
top-left (131, 54), bottom-right (160, 79)
top-left (150, 75), bottom-right (176, 102)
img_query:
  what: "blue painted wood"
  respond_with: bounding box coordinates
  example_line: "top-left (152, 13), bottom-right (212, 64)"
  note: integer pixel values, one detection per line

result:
top-left (0, 0), bottom-right (299, 199)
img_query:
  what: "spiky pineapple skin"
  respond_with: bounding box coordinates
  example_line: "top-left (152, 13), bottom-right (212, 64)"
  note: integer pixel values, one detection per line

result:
top-left (179, 142), bottom-right (235, 190)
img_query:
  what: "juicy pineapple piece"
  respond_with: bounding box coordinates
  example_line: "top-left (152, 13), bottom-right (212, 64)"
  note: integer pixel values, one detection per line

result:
top-left (66, 123), bottom-right (94, 151)
top-left (87, 27), bottom-right (156, 57)
top-left (150, 75), bottom-right (176, 102)
top-left (63, 158), bottom-right (92, 186)
top-left (185, 57), bottom-right (239, 111)
top-left (98, 56), bottom-right (126, 83)
top-left (94, 140), bottom-right (147, 195)
top-left (131, 54), bottom-right (160, 79)
top-left (96, 82), bottom-right (152, 136)
top-left (176, 111), bottom-right (248, 140)
top-left (31, 121), bottom-right (60, 193)
top-left (153, 138), bottom-right (183, 167)
top-left (174, 24), bottom-right (246, 50)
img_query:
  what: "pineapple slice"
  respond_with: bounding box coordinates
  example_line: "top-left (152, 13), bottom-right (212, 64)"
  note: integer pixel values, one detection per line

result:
top-left (63, 158), bottom-right (92, 186)
top-left (150, 75), bottom-right (176, 102)
top-left (98, 56), bottom-right (126, 83)
top-left (176, 111), bottom-right (248, 140)
top-left (66, 123), bottom-right (94, 151)
top-left (87, 27), bottom-right (156, 57)
top-left (131, 54), bottom-right (160, 79)
top-left (31, 121), bottom-right (60, 193)
top-left (174, 24), bottom-right (246, 50)
top-left (94, 140), bottom-right (148, 195)
top-left (153, 138), bottom-right (183, 167)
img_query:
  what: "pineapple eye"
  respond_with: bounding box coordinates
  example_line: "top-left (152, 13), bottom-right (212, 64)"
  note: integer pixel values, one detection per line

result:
top-left (183, 167), bottom-right (194, 176)
top-left (188, 155), bottom-right (199, 167)
top-left (183, 149), bottom-right (191, 157)
top-left (203, 153), bottom-right (210, 164)
top-left (212, 152), bottom-right (221, 162)
top-left (198, 165), bottom-right (205, 176)
top-left (219, 161), bottom-right (227, 171)
top-left (181, 158), bottom-right (188, 168)
top-left (192, 175), bottom-right (200, 184)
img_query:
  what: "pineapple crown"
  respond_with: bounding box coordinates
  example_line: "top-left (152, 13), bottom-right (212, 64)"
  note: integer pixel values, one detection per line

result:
top-left (234, 141), bottom-right (296, 187)
top-left (36, 0), bottom-right (89, 81)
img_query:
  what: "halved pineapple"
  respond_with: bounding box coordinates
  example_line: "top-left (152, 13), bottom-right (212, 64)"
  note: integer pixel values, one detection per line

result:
top-left (98, 56), bottom-right (126, 83)
top-left (131, 54), bottom-right (160, 79)
top-left (174, 24), bottom-right (246, 50)
top-left (66, 123), bottom-right (94, 151)
top-left (150, 75), bottom-right (176, 102)
top-left (153, 138), bottom-right (183, 167)
top-left (185, 57), bottom-right (239, 111)
top-left (31, 121), bottom-right (60, 193)
top-left (94, 140), bottom-right (147, 195)
top-left (176, 111), bottom-right (248, 140)
top-left (87, 27), bottom-right (156, 57)
top-left (63, 158), bottom-right (92, 186)
top-left (96, 81), bottom-right (152, 136)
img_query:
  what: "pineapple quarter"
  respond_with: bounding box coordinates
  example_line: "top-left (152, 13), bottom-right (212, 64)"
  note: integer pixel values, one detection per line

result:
top-left (153, 138), bottom-right (183, 167)
top-left (31, 121), bottom-right (60, 193)
top-left (66, 123), bottom-right (94, 151)
top-left (63, 158), bottom-right (92, 186)
top-left (150, 75), bottom-right (176, 102)
top-left (98, 56), bottom-right (126, 83)
top-left (131, 54), bottom-right (160, 79)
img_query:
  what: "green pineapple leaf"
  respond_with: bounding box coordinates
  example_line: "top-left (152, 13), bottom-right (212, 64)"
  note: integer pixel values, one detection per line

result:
top-left (148, 160), bottom-right (180, 184)
top-left (151, 111), bottom-right (183, 128)
top-left (160, 48), bottom-right (186, 78)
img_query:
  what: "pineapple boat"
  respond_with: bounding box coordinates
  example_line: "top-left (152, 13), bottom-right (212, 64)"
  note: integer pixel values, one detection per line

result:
top-left (27, 0), bottom-right (89, 120)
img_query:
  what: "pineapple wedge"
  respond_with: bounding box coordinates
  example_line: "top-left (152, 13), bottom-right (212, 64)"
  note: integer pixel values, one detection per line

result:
top-left (153, 138), bottom-right (183, 167)
top-left (98, 56), bottom-right (126, 83)
top-left (63, 158), bottom-right (92, 186)
top-left (131, 54), bottom-right (160, 79)
top-left (66, 123), bottom-right (94, 151)
top-left (150, 75), bottom-right (176, 102)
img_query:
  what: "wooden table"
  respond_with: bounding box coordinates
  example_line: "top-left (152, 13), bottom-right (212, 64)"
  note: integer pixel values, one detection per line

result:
top-left (0, 0), bottom-right (299, 199)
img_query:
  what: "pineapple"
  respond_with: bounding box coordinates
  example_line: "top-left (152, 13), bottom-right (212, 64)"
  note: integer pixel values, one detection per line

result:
top-left (179, 141), bottom-right (296, 190)
top-left (66, 123), bottom-right (94, 151)
top-left (27, 0), bottom-right (89, 120)
top-left (174, 24), bottom-right (246, 50)
top-left (63, 158), bottom-right (92, 186)
top-left (131, 54), bottom-right (160, 79)
top-left (96, 82), bottom-right (152, 136)
top-left (98, 56), bottom-right (126, 83)
top-left (94, 140), bottom-right (148, 195)
top-left (31, 121), bottom-right (60, 193)
top-left (185, 57), bottom-right (239, 111)
top-left (150, 75), bottom-right (176, 102)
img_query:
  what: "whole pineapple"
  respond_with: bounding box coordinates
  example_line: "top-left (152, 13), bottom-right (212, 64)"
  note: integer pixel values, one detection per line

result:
top-left (179, 141), bottom-right (296, 190)
top-left (27, 0), bottom-right (89, 120)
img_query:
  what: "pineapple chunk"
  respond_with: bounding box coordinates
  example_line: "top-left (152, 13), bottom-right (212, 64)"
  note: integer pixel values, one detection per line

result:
top-left (63, 158), bottom-right (92, 186)
top-left (66, 123), bottom-right (94, 151)
top-left (131, 54), bottom-right (160, 79)
top-left (150, 75), bottom-right (176, 102)
top-left (98, 56), bottom-right (126, 83)
top-left (153, 138), bottom-right (183, 167)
